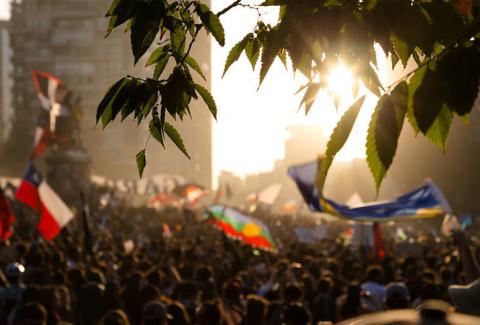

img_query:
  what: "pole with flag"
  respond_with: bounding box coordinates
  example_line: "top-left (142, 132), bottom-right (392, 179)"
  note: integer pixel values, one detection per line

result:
top-left (16, 164), bottom-right (74, 240)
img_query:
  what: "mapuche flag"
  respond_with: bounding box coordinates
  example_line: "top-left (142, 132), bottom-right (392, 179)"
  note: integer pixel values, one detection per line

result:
top-left (16, 165), bottom-right (74, 240)
top-left (0, 188), bottom-right (15, 241)
top-left (207, 205), bottom-right (275, 251)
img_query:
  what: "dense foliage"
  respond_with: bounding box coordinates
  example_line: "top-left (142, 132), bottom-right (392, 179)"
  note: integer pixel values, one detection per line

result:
top-left (99, 0), bottom-right (480, 192)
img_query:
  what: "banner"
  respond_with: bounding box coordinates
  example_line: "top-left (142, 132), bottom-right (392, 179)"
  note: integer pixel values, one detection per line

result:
top-left (288, 161), bottom-right (451, 221)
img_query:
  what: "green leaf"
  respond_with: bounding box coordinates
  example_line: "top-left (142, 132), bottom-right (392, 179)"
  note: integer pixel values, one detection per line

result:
top-left (366, 82), bottom-right (407, 191)
top-left (149, 116), bottom-right (165, 147)
top-left (424, 1), bottom-right (464, 46)
top-left (185, 56), bottom-right (206, 80)
top-left (136, 149), bottom-right (146, 178)
top-left (407, 65), bottom-right (427, 134)
top-left (102, 78), bottom-right (138, 128)
top-left (146, 45), bottom-right (169, 66)
top-left (299, 82), bottom-right (321, 115)
top-left (165, 122), bottom-right (191, 159)
top-left (197, 4), bottom-right (225, 46)
top-left (223, 34), bottom-right (251, 77)
top-left (439, 47), bottom-right (480, 116)
top-left (170, 27), bottom-right (187, 57)
top-left (391, 33), bottom-right (410, 67)
top-left (413, 68), bottom-right (449, 134)
top-left (131, 15), bottom-right (160, 63)
top-left (245, 38), bottom-right (261, 70)
top-left (360, 62), bottom-right (383, 97)
top-left (259, 30), bottom-right (283, 87)
top-left (195, 84), bottom-right (217, 119)
top-left (317, 96), bottom-right (366, 189)
top-left (153, 55), bottom-right (170, 80)
top-left (96, 77), bottom-right (127, 124)
top-left (425, 104), bottom-right (453, 151)
top-left (106, 0), bottom-right (139, 34)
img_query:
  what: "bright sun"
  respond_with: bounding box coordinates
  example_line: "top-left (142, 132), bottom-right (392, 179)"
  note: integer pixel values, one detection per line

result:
top-left (327, 64), bottom-right (354, 99)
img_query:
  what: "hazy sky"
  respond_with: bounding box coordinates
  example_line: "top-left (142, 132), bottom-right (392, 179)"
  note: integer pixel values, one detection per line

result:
top-left (0, 0), bottom-right (394, 180)
top-left (0, 0), bottom-right (9, 20)
top-left (211, 0), bottom-right (383, 178)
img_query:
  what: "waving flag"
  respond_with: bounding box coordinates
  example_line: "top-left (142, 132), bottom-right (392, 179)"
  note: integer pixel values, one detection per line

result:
top-left (31, 71), bottom-right (65, 159)
top-left (288, 161), bottom-right (451, 221)
top-left (173, 183), bottom-right (207, 204)
top-left (207, 205), bottom-right (275, 251)
top-left (0, 188), bottom-right (15, 241)
top-left (16, 165), bottom-right (74, 240)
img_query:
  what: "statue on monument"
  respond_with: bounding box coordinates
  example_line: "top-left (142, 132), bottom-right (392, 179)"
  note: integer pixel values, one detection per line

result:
top-left (31, 71), bottom-right (91, 201)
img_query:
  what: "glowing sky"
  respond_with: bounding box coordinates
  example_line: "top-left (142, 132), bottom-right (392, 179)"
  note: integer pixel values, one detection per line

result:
top-left (211, 0), bottom-right (384, 179)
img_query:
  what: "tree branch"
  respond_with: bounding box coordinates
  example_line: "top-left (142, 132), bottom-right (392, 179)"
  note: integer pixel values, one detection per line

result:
top-left (217, 0), bottom-right (242, 17)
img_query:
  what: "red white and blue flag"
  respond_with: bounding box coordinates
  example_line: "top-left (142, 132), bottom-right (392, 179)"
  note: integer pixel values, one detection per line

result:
top-left (30, 70), bottom-right (64, 159)
top-left (0, 188), bottom-right (15, 241)
top-left (16, 165), bottom-right (74, 240)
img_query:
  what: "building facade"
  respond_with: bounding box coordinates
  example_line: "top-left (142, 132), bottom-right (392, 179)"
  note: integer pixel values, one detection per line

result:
top-left (0, 20), bottom-right (12, 143)
top-left (7, 0), bottom-right (212, 187)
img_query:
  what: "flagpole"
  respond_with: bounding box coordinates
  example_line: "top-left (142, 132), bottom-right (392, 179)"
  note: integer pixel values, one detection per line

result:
top-left (80, 191), bottom-right (93, 263)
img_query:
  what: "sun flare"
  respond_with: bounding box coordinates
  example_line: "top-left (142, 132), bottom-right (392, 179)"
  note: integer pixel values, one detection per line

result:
top-left (327, 64), bottom-right (354, 100)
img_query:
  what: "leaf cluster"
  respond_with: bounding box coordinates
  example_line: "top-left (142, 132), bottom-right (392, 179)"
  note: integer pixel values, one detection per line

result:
top-left (101, 0), bottom-right (222, 177)
top-left (102, 0), bottom-right (480, 191)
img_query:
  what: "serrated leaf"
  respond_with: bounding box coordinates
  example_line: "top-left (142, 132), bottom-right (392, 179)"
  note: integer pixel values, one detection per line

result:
top-left (413, 68), bottom-right (449, 134)
top-left (197, 4), bottom-right (225, 46)
top-left (106, 0), bottom-right (139, 34)
top-left (131, 15), bottom-right (160, 63)
top-left (146, 45), bottom-right (169, 66)
top-left (153, 55), bottom-right (170, 80)
top-left (407, 65), bottom-right (427, 134)
top-left (136, 149), bottom-right (146, 178)
top-left (149, 116), bottom-right (165, 147)
top-left (391, 33), bottom-right (410, 67)
top-left (96, 77), bottom-right (126, 124)
top-left (317, 96), bottom-right (366, 189)
top-left (299, 83), bottom-right (321, 115)
top-left (259, 31), bottom-right (283, 87)
top-left (360, 62), bottom-right (383, 97)
top-left (102, 78), bottom-right (138, 128)
top-left (425, 104), bottom-right (453, 151)
top-left (366, 82), bottom-right (407, 191)
top-left (170, 27), bottom-right (187, 58)
top-left (440, 47), bottom-right (480, 116)
top-left (185, 56), bottom-right (206, 80)
top-left (195, 84), bottom-right (217, 119)
top-left (245, 38), bottom-right (261, 70)
top-left (223, 34), bottom-right (251, 77)
top-left (165, 122), bottom-right (191, 159)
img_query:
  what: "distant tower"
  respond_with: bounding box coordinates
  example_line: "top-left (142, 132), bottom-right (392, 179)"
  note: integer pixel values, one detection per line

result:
top-left (7, 0), bottom-right (212, 187)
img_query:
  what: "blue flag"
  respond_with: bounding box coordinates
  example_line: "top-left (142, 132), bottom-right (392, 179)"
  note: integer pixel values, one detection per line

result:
top-left (288, 161), bottom-right (451, 221)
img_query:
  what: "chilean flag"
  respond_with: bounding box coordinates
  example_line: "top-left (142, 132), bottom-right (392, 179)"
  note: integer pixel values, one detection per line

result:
top-left (16, 165), bottom-right (74, 240)
top-left (0, 188), bottom-right (15, 241)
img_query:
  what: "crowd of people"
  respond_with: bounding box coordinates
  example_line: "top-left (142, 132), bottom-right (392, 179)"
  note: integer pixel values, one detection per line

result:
top-left (0, 184), bottom-right (478, 324)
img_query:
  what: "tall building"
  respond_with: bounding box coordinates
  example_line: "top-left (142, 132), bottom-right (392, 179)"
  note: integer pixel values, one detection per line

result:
top-left (0, 20), bottom-right (12, 143)
top-left (7, 0), bottom-right (212, 187)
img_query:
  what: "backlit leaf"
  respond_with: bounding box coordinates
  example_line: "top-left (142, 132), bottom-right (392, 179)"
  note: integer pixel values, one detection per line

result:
top-left (165, 122), bottom-right (191, 159)
top-left (136, 149), bottom-right (146, 178)
top-left (195, 84), bottom-right (217, 119)
top-left (366, 82), bottom-right (407, 191)
top-left (317, 96), bottom-right (366, 189)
